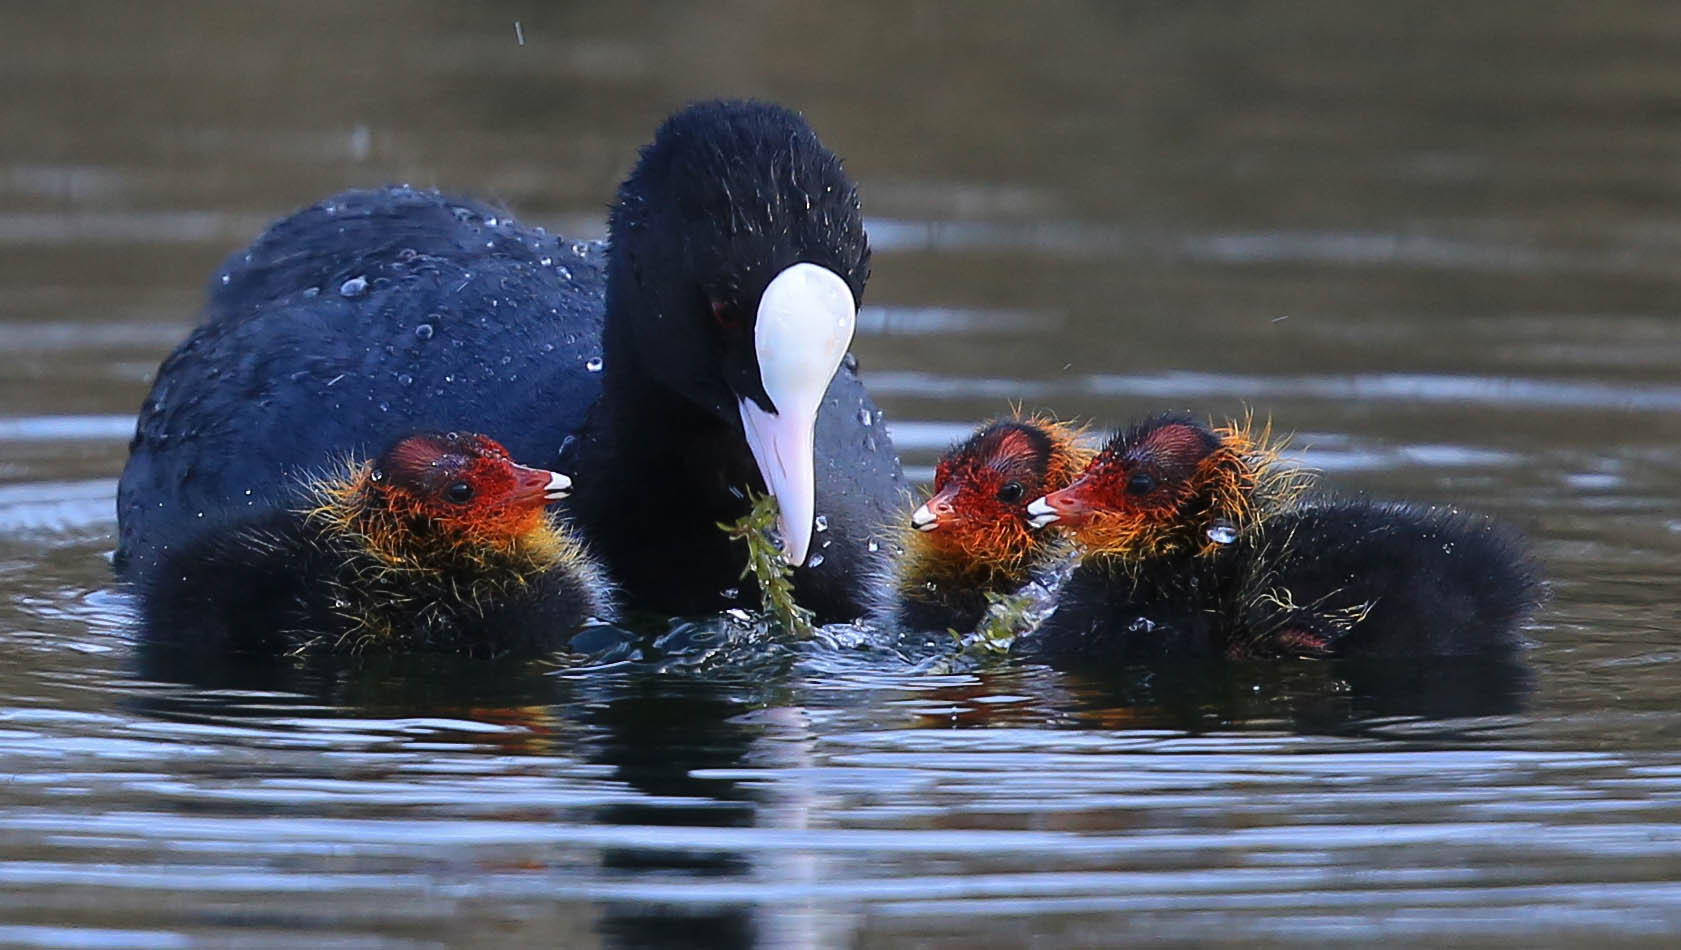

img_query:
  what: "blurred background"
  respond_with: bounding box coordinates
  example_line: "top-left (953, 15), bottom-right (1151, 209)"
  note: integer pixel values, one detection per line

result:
top-left (3, 2), bottom-right (1681, 947)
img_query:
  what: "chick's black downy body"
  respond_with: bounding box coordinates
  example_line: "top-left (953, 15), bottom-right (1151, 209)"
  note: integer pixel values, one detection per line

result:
top-left (138, 506), bottom-right (601, 658)
top-left (1030, 499), bottom-right (1541, 663)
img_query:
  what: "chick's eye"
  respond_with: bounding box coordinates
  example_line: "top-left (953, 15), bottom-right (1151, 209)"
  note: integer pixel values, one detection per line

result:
top-left (445, 481), bottom-right (475, 504)
top-left (1126, 472), bottom-right (1156, 495)
top-left (997, 481), bottom-right (1025, 504)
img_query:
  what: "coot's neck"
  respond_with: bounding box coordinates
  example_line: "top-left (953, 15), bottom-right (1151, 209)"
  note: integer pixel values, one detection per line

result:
top-left (582, 305), bottom-right (762, 616)
top-left (597, 306), bottom-right (758, 487)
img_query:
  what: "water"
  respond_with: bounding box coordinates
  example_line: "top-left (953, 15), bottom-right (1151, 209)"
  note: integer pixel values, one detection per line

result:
top-left (4, 2), bottom-right (1681, 946)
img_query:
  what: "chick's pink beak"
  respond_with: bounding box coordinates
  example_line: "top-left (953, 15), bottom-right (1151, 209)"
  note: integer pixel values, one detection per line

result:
top-left (1025, 478), bottom-right (1098, 529)
top-left (505, 463), bottom-right (572, 507)
top-left (910, 483), bottom-right (961, 532)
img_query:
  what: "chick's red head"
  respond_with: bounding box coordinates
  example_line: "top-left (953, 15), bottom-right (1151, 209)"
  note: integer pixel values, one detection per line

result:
top-left (370, 432), bottom-right (570, 544)
top-left (1027, 415), bottom-right (1235, 556)
top-left (911, 420), bottom-right (1073, 566)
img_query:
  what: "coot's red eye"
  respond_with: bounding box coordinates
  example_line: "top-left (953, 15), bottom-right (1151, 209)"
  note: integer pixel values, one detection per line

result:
top-left (711, 299), bottom-right (740, 330)
top-left (445, 481), bottom-right (475, 504)
top-left (997, 481), bottom-right (1025, 504)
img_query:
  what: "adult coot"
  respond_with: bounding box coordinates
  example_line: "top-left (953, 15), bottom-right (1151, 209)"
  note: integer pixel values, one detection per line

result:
top-left (117, 100), bottom-right (906, 622)
top-left (139, 431), bottom-right (610, 656)
top-left (880, 416), bottom-right (1090, 631)
top-left (1022, 414), bottom-right (1542, 661)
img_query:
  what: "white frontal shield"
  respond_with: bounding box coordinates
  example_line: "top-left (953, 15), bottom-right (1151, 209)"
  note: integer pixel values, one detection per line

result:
top-left (737, 263), bottom-right (857, 566)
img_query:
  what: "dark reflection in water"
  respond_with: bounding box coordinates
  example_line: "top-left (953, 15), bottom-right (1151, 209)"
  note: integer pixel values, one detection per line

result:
top-left (132, 638), bottom-right (786, 949)
top-left (124, 630), bottom-right (1537, 947)
top-left (586, 679), bottom-right (763, 950)
top-left (1045, 655), bottom-right (1532, 736)
top-left (132, 637), bottom-right (555, 702)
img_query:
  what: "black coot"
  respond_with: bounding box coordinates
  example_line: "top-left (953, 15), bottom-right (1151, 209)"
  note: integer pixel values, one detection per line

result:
top-left (117, 100), bottom-right (907, 623)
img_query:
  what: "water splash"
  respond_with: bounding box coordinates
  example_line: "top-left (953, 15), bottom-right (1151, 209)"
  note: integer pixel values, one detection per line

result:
top-left (1206, 519), bottom-right (1238, 545)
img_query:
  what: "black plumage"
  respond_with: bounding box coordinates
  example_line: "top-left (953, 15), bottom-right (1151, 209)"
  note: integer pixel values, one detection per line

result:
top-left (1032, 498), bottom-right (1542, 662)
top-left (117, 100), bottom-right (907, 627)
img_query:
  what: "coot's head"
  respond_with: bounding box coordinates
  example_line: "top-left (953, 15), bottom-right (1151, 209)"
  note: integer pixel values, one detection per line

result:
top-left (367, 432), bottom-right (570, 549)
top-left (606, 99), bottom-right (871, 565)
top-left (1026, 415), bottom-right (1263, 558)
top-left (911, 417), bottom-right (1090, 566)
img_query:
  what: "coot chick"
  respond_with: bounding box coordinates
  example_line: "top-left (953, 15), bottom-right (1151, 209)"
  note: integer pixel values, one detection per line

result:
top-left (881, 416), bottom-right (1092, 631)
top-left (139, 431), bottom-right (610, 656)
top-left (117, 100), bottom-right (905, 622)
top-left (1023, 414), bottom-right (1541, 661)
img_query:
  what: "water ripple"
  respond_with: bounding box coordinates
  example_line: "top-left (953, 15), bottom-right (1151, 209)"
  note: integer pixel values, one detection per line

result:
top-left (868, 369), bottom-right (1681, 413)
top-left (0, 417), bottom-right (133, 442)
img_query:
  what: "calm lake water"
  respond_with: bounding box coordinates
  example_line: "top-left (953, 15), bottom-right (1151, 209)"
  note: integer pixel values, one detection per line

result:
top-left (4, 2), bottom-right (1681, 947)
